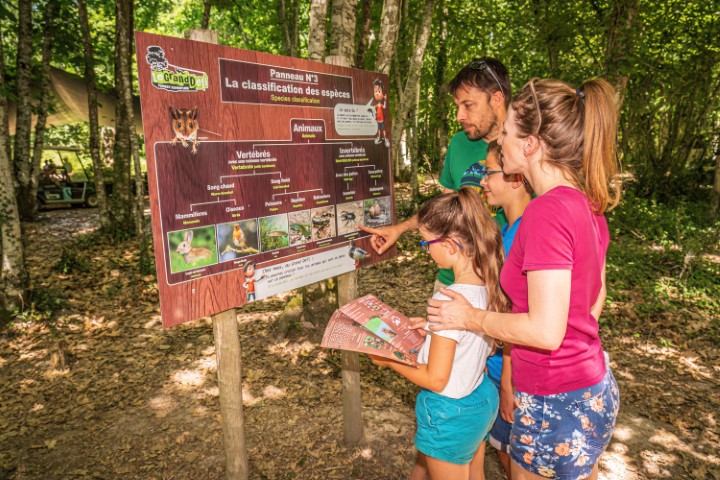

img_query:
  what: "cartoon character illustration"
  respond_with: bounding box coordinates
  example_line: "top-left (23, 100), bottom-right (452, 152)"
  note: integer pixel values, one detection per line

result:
top-left (170, 107), bottom-right (199, 154)
top-left (371, 79), bottom-right (390, 148)
top-left (243, 261), bottom-right (266, 302)
top-left (176, 230), bottom-right (213, 264)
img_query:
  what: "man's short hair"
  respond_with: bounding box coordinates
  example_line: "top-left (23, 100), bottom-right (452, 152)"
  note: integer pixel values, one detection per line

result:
top-left (449, 58), bottom-right (511, 107)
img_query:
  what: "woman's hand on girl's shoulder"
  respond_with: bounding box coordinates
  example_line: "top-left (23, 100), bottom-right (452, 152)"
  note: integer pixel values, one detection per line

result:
top-left (426, 288), bottom-right (477, 331)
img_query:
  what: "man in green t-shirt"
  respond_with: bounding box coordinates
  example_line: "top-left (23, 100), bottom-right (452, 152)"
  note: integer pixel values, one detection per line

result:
top-left (361, 57), bottom-right (511, 287)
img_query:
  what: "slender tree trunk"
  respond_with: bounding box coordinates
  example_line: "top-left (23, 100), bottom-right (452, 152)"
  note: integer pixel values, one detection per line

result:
top-left (327, 0), bottom-right (358, 66)
top-left (354, 0), bottom-right (373, 68)
top-left (712, 129), bottom-right (720, 217)
top-left (112, 0), bottom-right (134, 235)
top-left (13, 0), bottom-right (33, 221)
top-left (28, 2), bottom-right (57, 221)
top-left (604, 0), bottom-right (639, 109)
top-left (279, 0), bottom-right (300, 57)
top-left (433, 0), bottom-right (448, 174)
top-left (201, 0), bottom-right (212, 29)
top-left (374, 0), bottom-right (401, 75)
top-left (308, 0), bottom-right (329, 61)
top-left (410, 86), bottom-right (421, 202)
top-left (391, 0), bottom-right (434, 176)
top-left (0, 26), bottom-right (27, 314)
top-left (79, 0), bottom-right (111, 230)
top-left (117, 0), bottom-right (145, 238)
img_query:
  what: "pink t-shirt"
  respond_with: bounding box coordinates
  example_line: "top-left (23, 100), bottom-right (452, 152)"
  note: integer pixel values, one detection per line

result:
top-left (500, 186), bottom-right (609, 395)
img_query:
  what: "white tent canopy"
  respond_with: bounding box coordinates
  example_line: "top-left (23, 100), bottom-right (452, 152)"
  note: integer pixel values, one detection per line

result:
top-left (8, 67), bottom-right (142, 136)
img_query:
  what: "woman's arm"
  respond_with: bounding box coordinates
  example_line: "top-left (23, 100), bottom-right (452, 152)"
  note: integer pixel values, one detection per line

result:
top-left (372, 335), bottom-right (456, 392)
top-left (499, 344), bottom-right (514, 423)
top-left (426, 269), bottom-right (571, 351)
top-left (591, 262), bottom-right (607, 321)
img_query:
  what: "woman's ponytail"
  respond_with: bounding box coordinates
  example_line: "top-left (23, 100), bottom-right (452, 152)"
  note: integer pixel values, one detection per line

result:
top-left (580, 79), bottom-right (622, 212)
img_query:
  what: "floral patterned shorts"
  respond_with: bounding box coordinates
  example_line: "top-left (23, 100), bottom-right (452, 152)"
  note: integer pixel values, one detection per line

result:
top-left (510, 370), bottom-right (620, 479)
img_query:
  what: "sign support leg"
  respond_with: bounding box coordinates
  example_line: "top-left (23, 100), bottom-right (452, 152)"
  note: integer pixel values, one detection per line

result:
top-left (212, 308), bottom-right (249, 480)
top-left (184, 28), bottom-right (249, 479)
top-left (337, 271), bottom-right (363, 445)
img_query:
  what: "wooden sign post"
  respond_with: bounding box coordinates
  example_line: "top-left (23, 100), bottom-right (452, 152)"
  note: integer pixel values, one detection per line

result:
top-left (324, 54), bottom-right (363, 447)
top-left (187, 29), bottom-right (248, 480)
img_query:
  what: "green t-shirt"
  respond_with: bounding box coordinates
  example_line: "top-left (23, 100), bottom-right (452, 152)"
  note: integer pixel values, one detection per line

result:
top-left (436, 131), bottom-right (507, 285)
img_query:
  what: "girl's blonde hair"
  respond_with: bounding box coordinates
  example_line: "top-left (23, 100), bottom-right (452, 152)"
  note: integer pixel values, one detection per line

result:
top-left (511, 77), bottom-right (622, 212)
top-left (418, 188), bottom-right (510, 313)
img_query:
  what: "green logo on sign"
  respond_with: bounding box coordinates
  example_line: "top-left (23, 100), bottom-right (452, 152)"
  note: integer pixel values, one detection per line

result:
top-left (146, 45), bottom-right (208, 93)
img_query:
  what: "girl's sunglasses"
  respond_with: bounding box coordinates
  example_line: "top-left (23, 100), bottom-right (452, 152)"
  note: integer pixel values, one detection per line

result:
top-left (418, 237), bottom-right (464, 252)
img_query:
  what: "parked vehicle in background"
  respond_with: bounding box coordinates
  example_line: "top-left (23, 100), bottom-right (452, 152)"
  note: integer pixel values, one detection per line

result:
top-left (38, 146), bottom-right (103, 208)
top-left (38, 146), bottom-right (147, 210)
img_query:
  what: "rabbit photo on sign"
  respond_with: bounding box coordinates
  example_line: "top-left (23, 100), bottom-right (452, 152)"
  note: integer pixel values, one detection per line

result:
top-left (169, 107), bottom-right (200, 154)
top-left (176, 230), bottom-right (212, 264)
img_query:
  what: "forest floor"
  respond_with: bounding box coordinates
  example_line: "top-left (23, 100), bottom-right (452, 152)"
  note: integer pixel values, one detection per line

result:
top-left (1, 192), bottom-right (719, 480)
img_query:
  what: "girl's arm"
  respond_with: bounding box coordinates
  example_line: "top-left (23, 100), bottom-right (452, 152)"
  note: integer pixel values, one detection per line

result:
top-left (427, 269), bottom-right (571, 351)
top-left (372, 335), bottom-right (456, 392)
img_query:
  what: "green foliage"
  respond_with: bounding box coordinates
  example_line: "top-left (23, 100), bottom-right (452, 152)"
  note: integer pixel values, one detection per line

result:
top-left (605, 194), bottom-right (720, 337)
top-left (53, 247), bottom-right (92, 274)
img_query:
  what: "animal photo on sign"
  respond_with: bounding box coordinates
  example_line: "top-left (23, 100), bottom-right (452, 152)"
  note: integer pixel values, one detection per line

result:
top-left (259, 214), bottom-right (290, 252)
top-left (217, 219), bottom-right (259, 262)
top-left (168, 226), bottom-right (218, 273)
top-left (363, 196), bottom-right (391, 228)
top-left (337, 200), bottom-right (363, 236)
top-left (287, 209), bottom-right (312, 246)
top-left (169, 106), bottom-right (199, 154)
top-left (311, 205), bottom-right (337, 241)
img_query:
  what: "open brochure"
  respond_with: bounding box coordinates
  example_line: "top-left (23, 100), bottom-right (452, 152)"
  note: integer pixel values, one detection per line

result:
top-left (321, 295), bottom-right (425, 366)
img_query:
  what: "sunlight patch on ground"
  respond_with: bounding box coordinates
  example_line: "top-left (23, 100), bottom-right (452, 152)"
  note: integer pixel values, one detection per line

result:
top-left (171, 369), bottom-right (206, 389)
top-left (267, 340), bottom-right (316, 365)
top-left (148, 394), bottom-right (177, 418)
top-left (262, 385), bottom-right (286, 400)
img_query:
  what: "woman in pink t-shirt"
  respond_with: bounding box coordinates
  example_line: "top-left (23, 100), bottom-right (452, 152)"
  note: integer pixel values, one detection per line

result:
top-left (426, 78), bottom-right (621, 480)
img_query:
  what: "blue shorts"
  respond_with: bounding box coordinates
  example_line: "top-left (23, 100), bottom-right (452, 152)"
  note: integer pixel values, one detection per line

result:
top-left (415, 374), bottom-right (498, 465)
top-left (510, 369), bottom-right (620, 479)
top-left (487, 376), bottom-right (512, 454)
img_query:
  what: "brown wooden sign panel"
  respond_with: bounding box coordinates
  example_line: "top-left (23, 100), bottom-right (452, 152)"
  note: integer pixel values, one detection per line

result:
top-left (135, 32), bottom-right (395, 328)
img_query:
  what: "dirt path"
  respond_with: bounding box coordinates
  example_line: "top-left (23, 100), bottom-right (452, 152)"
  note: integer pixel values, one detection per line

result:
top-left (0, 208), bottom-right (718, 479)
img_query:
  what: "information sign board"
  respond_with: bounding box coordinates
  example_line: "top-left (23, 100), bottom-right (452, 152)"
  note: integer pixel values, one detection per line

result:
top-left (135, 32), bottom-right (395, 327)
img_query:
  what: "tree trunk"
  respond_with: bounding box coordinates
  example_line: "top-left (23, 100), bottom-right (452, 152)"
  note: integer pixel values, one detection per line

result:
top-left (13, 0), bottom-right (33, 221)
top-left (111, 0), bottom-right (134, 235)
top-left (279, 0), bottom-right (300, 57)
top-left (604, 0), bottom-right (639, 109)
top-left (433, 0), bottom-right (448, 174)
top-left (712, 129), bottom-right (720, 217)
top-left (374, 0), bottom-right (401, 75)
top-left (116, 0), bottom-right (146, 239)
top-left (79, 0), bottom-right (111, 230)
top-left (354, 0), bottom-right (373, 68)
top-left (0, 27), bottom-right (27, 315)
top-left (201, 0), bottom-right (212, 29)
top-left (307, 0), bottom-right (329, 61)
top-left (327, 0), bottom-right (358, 66)
top-left (390, 0), bottom-right (434, 176)
top-left (28, 2), bottom-right (57, 221)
